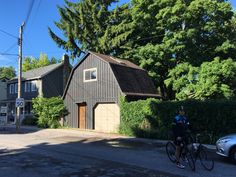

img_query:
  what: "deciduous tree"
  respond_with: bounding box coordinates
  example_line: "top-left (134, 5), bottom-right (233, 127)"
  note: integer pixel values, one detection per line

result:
top-left (0, 66), bottom-right (16, 79)
top-left (22, 53), bottom-right (58, 72)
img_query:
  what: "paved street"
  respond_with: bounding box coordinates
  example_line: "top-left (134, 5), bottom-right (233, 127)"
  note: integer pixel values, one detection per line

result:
top-left (0, 126), bottom-right (235, 177)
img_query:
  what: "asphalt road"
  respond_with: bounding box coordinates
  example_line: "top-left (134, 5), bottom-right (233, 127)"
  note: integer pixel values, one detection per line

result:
top-left (0, 126), bottom-right (235, 177)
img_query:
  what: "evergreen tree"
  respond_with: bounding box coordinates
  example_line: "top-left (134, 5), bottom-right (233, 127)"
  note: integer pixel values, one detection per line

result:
top-left (48, 0), bottom-right (129, 59)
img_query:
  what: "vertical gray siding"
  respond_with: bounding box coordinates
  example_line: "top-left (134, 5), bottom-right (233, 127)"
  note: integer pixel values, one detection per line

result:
top-left (0, 80), bottom-right (7, 101)
top-left (64, 54), bottom-right (121, 129)
top-left (42, 65), bottom-right (64, 98)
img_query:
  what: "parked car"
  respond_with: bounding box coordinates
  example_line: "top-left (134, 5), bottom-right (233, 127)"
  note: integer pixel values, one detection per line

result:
top-left (216, 133), bottom-right (236, 163)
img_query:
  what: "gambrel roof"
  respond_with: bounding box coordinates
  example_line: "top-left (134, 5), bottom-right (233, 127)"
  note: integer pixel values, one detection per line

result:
top-left (63, 51), bottom-right (161, 99)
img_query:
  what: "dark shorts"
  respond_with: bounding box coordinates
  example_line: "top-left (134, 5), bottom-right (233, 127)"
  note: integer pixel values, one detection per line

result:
top-left (174, 136), bottom-right (188, 146)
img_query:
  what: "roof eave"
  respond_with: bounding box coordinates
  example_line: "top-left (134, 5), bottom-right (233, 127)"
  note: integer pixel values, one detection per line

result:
top-left (62, 52), bottom-right (90, 99)
top-left (124, 92), bottom-right (162, 98)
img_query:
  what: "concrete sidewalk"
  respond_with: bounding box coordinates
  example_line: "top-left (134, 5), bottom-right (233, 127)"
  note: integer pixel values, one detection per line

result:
top-left (0, 124), bottom-right (216, 151)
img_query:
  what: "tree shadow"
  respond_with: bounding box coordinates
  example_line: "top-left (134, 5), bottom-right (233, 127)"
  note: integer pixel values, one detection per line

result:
top-left (0, 134), bottom-right (178, 177)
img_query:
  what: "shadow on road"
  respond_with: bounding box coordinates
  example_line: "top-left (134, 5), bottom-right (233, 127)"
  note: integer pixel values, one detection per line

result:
top-left (0, 134), bottom-right (182, 177)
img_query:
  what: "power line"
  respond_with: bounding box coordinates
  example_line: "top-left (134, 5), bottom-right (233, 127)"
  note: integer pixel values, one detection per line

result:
top-left (2, 42), bottom-right (18, 54)
top-left (0, 28), bottom-right (18, 39)
top-left (0, 53), bottom-right (18, 56)
top-left (24, 0), bottom-right (36, 30)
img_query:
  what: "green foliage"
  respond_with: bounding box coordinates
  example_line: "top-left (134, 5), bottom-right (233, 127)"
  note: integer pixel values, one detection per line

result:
top-left (165, 58), bottom-right (236, 100)
top-left (51, 0), bottom-right (236, 99)
top-left (21, 116), bottom-right (38, 126)
top-left (0, 66), bottom-right (16, 79)
top-left (32, 96), bottom-right (69, 128)
top-left (22, 53), bottom-right (59, 72)
top-left (130, 0), bottom-right (236, 99)
top-left (119, 97), bottom-right (161, 138)
top-left (120, 97), bottom-right (236, 143)
top-left (48, 0), bottom-right (129, 59)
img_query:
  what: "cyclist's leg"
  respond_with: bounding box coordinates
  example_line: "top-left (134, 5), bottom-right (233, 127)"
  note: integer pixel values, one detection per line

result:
top-left (181, 136), bottom-right (189, 157)
top-left (175, 137), bottom-right (185, 168)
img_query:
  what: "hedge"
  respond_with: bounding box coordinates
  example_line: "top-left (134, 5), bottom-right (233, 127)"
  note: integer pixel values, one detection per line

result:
top-left (119, 97), bottom-right (236, 143)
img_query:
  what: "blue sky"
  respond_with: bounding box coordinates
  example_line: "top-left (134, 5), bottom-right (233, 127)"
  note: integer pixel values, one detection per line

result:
top-left (0, 0), bottom-right (235, 70)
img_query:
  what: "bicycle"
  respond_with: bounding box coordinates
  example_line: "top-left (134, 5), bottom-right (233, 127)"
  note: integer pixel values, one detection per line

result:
top-left (191, 133), bottom-right (214, 171)
top-left (166, 138), bottom-right (195, 171)
top-left (166, 133), bottom-right (214, 171)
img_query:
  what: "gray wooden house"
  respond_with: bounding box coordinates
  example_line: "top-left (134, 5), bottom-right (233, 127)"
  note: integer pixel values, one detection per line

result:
top-left (5, 54), bottom-right (71, 121)
top-left (0, 77), bottom-right (8, 107)
top-left (63, 51), bottom-right (160, 133)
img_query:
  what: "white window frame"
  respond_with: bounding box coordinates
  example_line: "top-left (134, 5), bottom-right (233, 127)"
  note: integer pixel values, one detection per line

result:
top-left (25, 81), bottom-right (31, 92)
top-left (9, 84), bottom-right (14, 94)
top-left (31, 81), bottom-right (37, 92)
top-left (83, 68), bottom-right (97, 82)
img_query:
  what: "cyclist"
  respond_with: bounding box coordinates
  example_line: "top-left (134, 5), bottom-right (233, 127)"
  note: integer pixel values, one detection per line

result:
top-left (172, 106), bottom-right (190, 169)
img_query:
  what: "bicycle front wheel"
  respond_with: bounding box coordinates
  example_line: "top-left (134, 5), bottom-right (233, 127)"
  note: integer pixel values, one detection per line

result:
top-left (166, 141), bottom-right (176, 163)
top-left (185, 152), bottom-right (195, 171)
top-left (199, 147), bottom-right (214, 171)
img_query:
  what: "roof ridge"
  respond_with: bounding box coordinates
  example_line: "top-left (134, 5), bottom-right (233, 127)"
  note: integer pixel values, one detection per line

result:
top-left (89, 51), bottom-right (142, 70)
top-left (23, 63), bottom-right (61, 74)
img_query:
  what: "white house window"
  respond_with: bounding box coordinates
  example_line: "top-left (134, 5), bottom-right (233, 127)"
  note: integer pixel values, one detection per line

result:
top-left (83, 68), bottom-right (97, 82)
top-left (25, 81), bottom-right (31, 92)
top-left (31, 81), bottom-right (37, 91)
top-left (9, 84), bottom-right (14, 94)
top-left (14, 83), bottom-right (18, 94)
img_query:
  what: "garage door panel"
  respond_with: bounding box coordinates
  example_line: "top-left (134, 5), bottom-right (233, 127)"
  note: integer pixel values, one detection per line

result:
top-left (95, 103), bottom-right (120, 133)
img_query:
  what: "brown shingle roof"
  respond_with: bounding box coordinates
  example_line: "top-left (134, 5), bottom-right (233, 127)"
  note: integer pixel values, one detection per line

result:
top-left (90, 51), bottom-right (142, 70)
top-left (110, 64), bottom-right (158, 95)
top-left (90, 51), bottom-right (159, 96)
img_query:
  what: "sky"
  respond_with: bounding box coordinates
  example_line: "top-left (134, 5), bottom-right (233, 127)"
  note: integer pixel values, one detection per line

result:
top-left (0, 0), bottom-right (235, 70)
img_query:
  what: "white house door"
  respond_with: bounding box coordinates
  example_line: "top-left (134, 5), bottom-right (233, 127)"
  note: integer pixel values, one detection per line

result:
top-left (94, 103), bottom-right (120, 133)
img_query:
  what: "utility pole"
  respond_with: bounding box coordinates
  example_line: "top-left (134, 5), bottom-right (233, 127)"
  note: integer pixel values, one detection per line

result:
top-left (16, 22), bottom-right (24, 132)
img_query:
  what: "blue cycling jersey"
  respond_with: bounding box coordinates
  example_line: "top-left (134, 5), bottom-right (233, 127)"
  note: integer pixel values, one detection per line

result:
top-left (174, 115), bottom-right (189, 125)
top-left (173, 115), bottom-right (190, 137)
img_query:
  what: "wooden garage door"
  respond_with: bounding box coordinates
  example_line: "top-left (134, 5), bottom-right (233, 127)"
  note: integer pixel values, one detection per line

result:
top-left (94, 103), bottom-right (120, 133)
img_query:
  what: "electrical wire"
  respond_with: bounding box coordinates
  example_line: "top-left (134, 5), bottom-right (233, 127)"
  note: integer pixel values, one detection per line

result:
top-left (0, 28), bottom-right (18, 39)
top-left (24, 0), bottom-right (41, 36)
top-left (2, 42), bottom-right (18, 54)
top-left (24, 0), bottom-right (36, 30)
top-left (0, 53), bottom-right (18, 56)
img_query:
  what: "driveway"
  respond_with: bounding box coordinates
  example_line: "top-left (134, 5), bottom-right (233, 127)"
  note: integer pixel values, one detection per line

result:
top-left (0, 126), bottom-right (235, 177)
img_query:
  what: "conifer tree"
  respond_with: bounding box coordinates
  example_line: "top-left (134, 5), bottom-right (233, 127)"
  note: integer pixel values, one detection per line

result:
top-left (48, 0), bottom-right (130, 58)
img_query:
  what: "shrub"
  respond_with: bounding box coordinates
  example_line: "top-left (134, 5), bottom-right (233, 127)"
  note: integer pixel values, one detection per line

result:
top-left (32, 96), bottom-right (69, 128)
top-left (120, 97), bottom-right (236, 143)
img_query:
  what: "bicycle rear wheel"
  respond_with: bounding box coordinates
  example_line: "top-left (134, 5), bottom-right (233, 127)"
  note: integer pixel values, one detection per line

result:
top-left (166, 141), bottom-right (176, 163)
top-left (199, 147), bottom-right (214, 171)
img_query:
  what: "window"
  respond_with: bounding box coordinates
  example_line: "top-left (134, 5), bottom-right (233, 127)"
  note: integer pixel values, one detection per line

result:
top-left (14, 83), bottom-right (18, 94)
top-left (83, 68), bottom-right (97, 82)
top-left (9, 84), bottom-right (14, 94)
top-left (25, 81), bottom-right (31, 92)
top-left (31, 81), bottom-right (37, 92)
